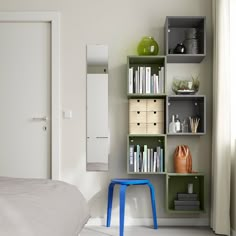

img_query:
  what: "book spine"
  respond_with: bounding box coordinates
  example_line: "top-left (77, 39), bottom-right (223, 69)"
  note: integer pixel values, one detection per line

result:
top-left (174, 205), bottom-right (200, 211)
top-left (137, 67), bottom-right (140, 94)
top-left (156, 146), bottom-right (161, 172)
top-left (134, 70), bottom-right (138, 94)
top-left (142, 68), bottom-right (146, 94)
top-left (158, 67), bottom-right (162, 94)
top-left (134, 152), bottom-right (137, 172)
top-left (139, 152), bottom-right (143, 172)
top-left (174, 200), bottom-right (200, 206)
top-left (128, 67), bottom-right (133, 94)
top-left (136, 145), bottom-right (140, 173)
top-left (160, 148), bottom-right (164, 172)
top-left (144, 145), bottom-right (148, 172)
top-left (147, 148), bottom-right (150, 172)
top-left (177, 193), bottom-right (198, 201)
top-left (146, 67), bottom-right (151, 94)
top-left (161, 67), bottom-right (165, 93)
top-left (150, 148), bottom-right (154, 172)
top-left (153, 75), bottom-right (156, 94)
top-left (129, 145), bottom-right (134, 172)
top-left (153, 152), bottom-right (157, 172)
top-left (139, 67), bottom-right (143, 94)
top-left (159, 67), bottom-right (164, 93)
top-left (155, 74), bottom-right (159, 93)
top-left (142, 151), bottom-right (145, 172)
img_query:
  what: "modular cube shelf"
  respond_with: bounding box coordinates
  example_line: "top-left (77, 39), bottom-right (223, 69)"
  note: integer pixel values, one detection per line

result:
top-left (127, 56), bottom-right (167, 96)
top-left (165, 16), bottom-right (206, 63)
top-left (126, 29), bottom-right (207, 213)
top-left (166, 173), bottom-right (205, 213)
top-left (167, 95), bottom-right (206, 135)
top-left (127, 134), bottom-right (166, 174)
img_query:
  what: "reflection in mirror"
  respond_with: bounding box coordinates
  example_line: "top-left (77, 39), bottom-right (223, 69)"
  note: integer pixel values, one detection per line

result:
top-left (86, 45), bottom-right (109, 171)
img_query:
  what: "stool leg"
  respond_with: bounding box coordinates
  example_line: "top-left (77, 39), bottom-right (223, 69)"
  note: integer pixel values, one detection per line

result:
top-left (148, 183), bottom-right (158, 229)
top-left (106, 182), bottom-right (115, 227)
top-left (120, 184), bottom-right (127, 236)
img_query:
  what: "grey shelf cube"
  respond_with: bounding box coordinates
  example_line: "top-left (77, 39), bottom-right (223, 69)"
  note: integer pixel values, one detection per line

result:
top-left (165, 16), bottom-right (206, 63)
top-left (166, 95), bottom-right (206, 135)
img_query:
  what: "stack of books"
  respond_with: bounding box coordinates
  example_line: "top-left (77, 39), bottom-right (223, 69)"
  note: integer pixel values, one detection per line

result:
top-left (129, 144), bottom-right (164, 173)
top-left (174, 193), bottom-right (200, 211)
top-left (128, 66), bottom-right (165, 94)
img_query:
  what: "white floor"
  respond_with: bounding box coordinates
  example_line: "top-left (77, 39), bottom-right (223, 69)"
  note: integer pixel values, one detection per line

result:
top-left (81, 226), bottom-right (216, 236)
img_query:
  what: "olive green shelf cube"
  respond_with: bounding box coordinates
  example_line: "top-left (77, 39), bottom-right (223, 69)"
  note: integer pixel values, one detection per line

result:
top-left (166, 173), bottom-right (205, 213)
top-left (127, 56), bottom-right (167, 95)
top-left (127, 134), bottom-right (166, 174)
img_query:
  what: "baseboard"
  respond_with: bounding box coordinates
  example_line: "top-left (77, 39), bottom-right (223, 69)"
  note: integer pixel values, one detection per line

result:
top-left (231, 228), bottom-right (236, 236)
top-left (87, 217), bottom-right (209, 227)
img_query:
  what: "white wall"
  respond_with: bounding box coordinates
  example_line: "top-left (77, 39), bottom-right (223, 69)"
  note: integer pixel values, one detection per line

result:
top-left (232, 143), bottom-right (236, 234)
top-left (231, 0), bottom-right (236, 233)
top-left (0, 0), bottom-right (212, 223)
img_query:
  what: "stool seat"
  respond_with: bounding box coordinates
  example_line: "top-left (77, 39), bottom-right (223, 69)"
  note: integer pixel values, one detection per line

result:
top-left (106, 178), bottom-right (158, 236)
top-left (111, 178), bottom-right (150, 185)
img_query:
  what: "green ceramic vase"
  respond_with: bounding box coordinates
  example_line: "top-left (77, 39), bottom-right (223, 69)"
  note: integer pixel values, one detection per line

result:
top-left (137, 36), bottom-right (159, 55)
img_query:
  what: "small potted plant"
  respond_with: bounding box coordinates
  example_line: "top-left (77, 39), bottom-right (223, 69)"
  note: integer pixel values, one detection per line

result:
top-left (172, 75), bottom-right (200, 95)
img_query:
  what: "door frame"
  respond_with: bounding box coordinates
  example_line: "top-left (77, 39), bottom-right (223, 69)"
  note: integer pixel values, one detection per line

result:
top-left (0, 12), bottom-right (60, 180)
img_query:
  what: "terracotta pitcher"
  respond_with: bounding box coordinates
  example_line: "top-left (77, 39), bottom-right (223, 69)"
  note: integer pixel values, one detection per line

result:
top-left (174, 145), bottom-right (192, 173)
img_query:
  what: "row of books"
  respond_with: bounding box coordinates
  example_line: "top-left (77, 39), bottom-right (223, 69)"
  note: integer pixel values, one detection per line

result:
top-left (129, 145), bottom-right (164, 173)
top-left (128, 66), bottom-right (165, 94)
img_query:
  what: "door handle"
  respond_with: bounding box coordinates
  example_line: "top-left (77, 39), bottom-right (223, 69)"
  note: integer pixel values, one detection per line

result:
top-left (32, 116), bottom-right (48, 122)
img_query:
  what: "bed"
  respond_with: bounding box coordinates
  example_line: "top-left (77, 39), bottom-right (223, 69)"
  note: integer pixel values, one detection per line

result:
top-left (0, 177), bottom-right (90, 236)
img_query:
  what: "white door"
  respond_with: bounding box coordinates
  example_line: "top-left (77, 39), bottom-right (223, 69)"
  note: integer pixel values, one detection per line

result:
top-left (0, 22), bottom-right (51, 178)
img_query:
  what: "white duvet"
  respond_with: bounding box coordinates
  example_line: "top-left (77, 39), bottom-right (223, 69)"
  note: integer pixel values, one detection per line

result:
top-left (0, 177), bottom-right (90, 236)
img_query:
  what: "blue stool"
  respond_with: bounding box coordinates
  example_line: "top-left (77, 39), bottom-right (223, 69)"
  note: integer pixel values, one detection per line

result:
top-left (106, 179), bottom-right (158, 236)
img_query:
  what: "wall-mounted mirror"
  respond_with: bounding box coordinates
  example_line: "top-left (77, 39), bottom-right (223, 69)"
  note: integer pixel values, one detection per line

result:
top-left (86, 45), bottom-right (109, 171)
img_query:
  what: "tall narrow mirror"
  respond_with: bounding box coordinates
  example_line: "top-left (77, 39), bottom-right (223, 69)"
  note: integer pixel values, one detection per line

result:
top-left (86, 45), bottom-right (109, 171)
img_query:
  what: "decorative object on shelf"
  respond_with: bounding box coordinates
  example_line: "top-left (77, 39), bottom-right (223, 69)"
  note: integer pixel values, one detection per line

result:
top-left (169, 115), bottom-right (176, 134)
top-left (191, 75), bottom-right (200, 92)
top-left (185, 28), bottom-right (198, 39)
top-left (181, 119), bottom-right (189, 133)
top-left (188, 183), bottom-right (193, 194)
top-left (173, 43), bottom-right (185, 54)
top-left (172, 76), bottom-right (200, 95)
top-left (189, 117), bottom-right (200, 133)
top-left (183, 28), bottom-right (199, 54)
top-left (175, 114), bottom-right (181, 132)
top-left (174, 145), bottom-right (192, 173)
top-left (174, 192), bottom-right (200, 211)
top-left (137, 36), bottom-right (159, 56)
